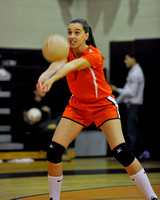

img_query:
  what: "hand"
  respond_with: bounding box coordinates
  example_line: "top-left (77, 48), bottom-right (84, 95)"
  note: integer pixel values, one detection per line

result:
top-left (37, 78), bottom-right (53, 94)
top-left (36, 74), bottom-right (48, 94)
top-left (110, 84), bottom-right (117, 92)
top-left (41, 106), bottom-right (51, 113)
top-left (23, 111), bottom-right (29, 123)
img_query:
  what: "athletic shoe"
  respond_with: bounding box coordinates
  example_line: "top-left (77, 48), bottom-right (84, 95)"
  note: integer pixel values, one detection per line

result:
top-left (138, 150), bottom-right (151, 161)
top-left (151, 197), bottom-right (160, 200)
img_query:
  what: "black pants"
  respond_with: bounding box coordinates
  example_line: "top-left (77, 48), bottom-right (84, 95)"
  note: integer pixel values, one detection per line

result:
top-left (126, 104), bottom-right (145, 155)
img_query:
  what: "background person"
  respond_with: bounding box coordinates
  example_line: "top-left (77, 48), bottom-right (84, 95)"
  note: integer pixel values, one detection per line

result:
top-left (23, 88), bottom-right (52, 150)
top-left (111, 52), bottom-right (151, 160)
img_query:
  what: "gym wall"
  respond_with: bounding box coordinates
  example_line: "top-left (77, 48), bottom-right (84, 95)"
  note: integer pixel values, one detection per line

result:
top-left (0, 0), bottom-right (160, 72)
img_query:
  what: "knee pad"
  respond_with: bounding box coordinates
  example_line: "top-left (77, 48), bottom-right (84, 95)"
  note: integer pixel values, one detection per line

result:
top-left (47, 141), bottom-right (65, 163)
top-left (112, 143), bottom-right (135, 167)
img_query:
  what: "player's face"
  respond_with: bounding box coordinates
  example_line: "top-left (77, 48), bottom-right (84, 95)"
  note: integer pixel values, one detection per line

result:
top-left (68, 23), bottom-right (89, 49)
top-left (124, 55), bottom-right (134, 68)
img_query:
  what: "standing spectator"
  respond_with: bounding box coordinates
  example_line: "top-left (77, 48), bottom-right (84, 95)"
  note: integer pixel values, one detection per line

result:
top-left (111, 52), bottom-right (150, 160)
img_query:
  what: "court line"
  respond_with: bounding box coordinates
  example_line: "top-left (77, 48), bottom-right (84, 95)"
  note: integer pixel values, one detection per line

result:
top-left (0, 168), bottom-right (160, 179)
top-left (11, 185), bottom-right (160, 200)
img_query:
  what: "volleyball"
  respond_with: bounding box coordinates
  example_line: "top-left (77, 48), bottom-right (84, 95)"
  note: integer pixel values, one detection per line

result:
top-left (42, 34), bottom-right (69, 63)
top-left (27, 108), bottom-right (42, 124)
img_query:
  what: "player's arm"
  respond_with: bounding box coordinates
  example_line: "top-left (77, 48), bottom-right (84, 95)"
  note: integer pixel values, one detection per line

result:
top-left (37, 59), bottom-right (67, 93)
top-left (51, 58), bottom-right (91, 80)
top-left (40, 59), bottom-right (67, 79)
top-left (39, 58), bottom-right (91, 93)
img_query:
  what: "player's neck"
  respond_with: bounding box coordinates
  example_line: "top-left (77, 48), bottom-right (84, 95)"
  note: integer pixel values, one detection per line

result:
top-left (73, 44), bottom-right (88, 58)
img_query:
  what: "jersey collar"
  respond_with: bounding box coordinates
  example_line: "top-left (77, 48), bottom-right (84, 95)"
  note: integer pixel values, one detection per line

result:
top-left (71, 45), bottom-right (92, 58)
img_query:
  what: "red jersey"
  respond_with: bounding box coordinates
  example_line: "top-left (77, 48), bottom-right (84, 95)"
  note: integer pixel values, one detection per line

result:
top-left (66, 45), bottom-right (112, 102)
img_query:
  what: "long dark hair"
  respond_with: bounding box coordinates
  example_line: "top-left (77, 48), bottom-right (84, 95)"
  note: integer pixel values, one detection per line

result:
top-left (69, 18), bottom-right (97, 48)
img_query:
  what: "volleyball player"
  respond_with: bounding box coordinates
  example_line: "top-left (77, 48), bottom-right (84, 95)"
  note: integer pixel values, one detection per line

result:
top-left (37, 18), bottom-right (159, 200)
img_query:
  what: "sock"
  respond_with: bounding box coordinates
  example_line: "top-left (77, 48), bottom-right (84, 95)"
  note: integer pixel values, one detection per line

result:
top-left (130, 168), bottom-right (157, 200)
top-left (48, 175), bottom-right (63, 200)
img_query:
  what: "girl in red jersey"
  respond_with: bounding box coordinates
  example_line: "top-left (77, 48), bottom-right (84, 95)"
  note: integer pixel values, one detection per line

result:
top-left (37, 18), bottom-right (158, 200)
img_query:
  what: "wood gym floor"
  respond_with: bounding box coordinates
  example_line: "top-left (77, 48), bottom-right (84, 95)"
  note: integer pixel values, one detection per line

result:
top-left (0, 152), bottom-right (159, 200)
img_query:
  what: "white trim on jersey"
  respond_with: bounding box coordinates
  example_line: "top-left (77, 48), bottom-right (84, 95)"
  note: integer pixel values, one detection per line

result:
top-left (107, 95), bottom-right (120, 118)
top-left (89, 67), bottom-right (98, 98)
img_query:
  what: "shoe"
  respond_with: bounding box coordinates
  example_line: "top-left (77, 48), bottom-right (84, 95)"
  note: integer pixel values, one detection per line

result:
top-left (151, 197), bottom-right (160, 200)
top-left (138, 150), bottom-right (151, 161)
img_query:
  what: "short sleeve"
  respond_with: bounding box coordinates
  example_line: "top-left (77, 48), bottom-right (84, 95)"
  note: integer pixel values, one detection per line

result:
top-left (81, 50), bottom-right (103, 69)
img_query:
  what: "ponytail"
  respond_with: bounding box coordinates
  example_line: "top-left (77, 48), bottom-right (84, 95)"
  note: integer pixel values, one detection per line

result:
top-left (86, 26), bottom-right (96, 47)
top-left (70, 18), bottom-right (97, 48)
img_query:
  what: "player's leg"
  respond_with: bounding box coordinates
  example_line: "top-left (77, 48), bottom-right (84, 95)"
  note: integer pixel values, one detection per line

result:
top-left (101, 119), bottom-right (158, 200)
top-left (48, 117), bottom-right (83, 176)
top-left (48, 117), bottom-right (84, 200)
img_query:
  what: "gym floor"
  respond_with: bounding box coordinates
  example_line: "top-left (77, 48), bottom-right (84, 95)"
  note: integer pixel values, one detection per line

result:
top-left (0, 156), bottom-right (160, 200)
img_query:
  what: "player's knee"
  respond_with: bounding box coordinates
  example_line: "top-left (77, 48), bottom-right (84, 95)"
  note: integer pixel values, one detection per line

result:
top-left (47, 141), bottom-right (65, 163)
top-left (112, 143), bottom-right (135, 167)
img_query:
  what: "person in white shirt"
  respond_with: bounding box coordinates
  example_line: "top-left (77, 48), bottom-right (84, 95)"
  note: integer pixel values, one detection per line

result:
top-left (111, 52), bottom-right (150, 160)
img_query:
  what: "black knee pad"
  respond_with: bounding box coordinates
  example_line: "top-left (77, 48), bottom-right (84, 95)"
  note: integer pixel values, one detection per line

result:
top-left (112, 143), bottom-right (135, 167)
top-left (47, 141), bottom-right (65, 163)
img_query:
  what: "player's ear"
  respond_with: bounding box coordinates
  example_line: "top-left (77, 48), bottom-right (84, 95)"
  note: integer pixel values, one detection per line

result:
top-left (85, 32), bottom-right (89, 41)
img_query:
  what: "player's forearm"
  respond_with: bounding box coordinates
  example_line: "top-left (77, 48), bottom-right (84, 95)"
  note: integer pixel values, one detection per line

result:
top-left (42, 59), bottom-right (67, 78)
top-left (117, 88), bottom-right (124, 94)
top-left (49, 62), bottom-right (76, 83)
top-left (49, 58), bottom-right (91, 83)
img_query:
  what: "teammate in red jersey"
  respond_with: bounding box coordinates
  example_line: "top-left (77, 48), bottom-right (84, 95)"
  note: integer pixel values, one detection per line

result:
top-left (37, 18), bottom-right (159, 200)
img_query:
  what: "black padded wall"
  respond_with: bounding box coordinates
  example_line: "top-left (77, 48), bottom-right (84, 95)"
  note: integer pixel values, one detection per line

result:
top-left (110, 38), bottom-right (160, 160)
